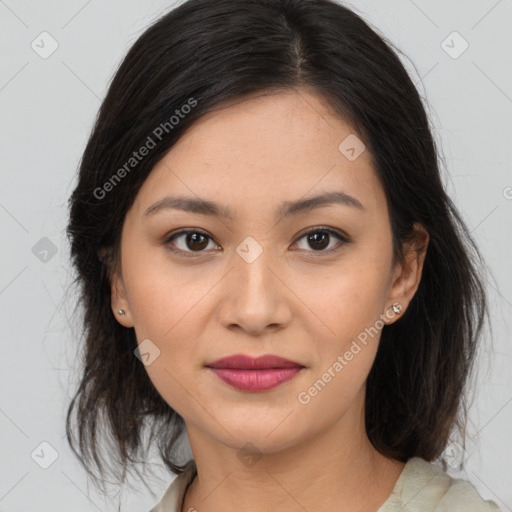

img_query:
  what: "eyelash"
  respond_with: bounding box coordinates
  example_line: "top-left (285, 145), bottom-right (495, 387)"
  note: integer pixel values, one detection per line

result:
top-left (163, 227), bottom-right (350, 259)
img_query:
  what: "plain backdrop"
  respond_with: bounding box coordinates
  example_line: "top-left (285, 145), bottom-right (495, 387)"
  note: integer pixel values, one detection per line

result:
top-left (0, 0), bottom-right (511, 510)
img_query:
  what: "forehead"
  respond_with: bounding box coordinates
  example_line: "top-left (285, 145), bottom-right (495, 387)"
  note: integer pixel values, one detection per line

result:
top-left (131, 89), bottom-right (386, 220)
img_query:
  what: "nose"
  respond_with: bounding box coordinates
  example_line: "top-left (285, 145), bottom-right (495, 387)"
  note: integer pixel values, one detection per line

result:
top-left (216, 238), bottom-right (292, 336)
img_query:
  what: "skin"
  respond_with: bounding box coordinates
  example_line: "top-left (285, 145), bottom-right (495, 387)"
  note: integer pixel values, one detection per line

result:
top-left (110, 87), bottom-right (429, 512)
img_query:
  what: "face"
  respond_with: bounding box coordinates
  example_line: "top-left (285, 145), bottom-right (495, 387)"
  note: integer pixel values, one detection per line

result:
top-left (110, 88), bottom-right (427, 455)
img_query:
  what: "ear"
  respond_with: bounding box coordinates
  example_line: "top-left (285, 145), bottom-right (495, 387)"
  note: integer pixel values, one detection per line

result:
top-left (110, 269), bottom-right (134, 328)
top-left (384, 223), bottom-right (429, 324)
top-left (99, 247), bottom-right (134, 328)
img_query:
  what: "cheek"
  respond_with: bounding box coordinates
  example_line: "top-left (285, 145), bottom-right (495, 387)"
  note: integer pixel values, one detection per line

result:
top-left (291, 264), bottom-right (390, 427)
top-left (120, 244), bottom-right (212, 415)
top-left (301, 250), bottom-right (391, 396)
top-left (316, 254), bottom-right (391, 341)
top-left (122, 242), bottom-right (206, 339)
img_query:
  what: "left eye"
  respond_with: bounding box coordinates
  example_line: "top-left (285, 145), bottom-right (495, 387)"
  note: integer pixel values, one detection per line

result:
top-left (164, 227), bottom-right (348, 257)
top-left (293, 228), bottom-right (348, 254)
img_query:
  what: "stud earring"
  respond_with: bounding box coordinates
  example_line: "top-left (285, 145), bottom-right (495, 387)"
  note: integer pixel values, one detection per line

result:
top-left (118, 309), bottom-right (126, 316)
top-left (390, 304), bottom-right (402, 314)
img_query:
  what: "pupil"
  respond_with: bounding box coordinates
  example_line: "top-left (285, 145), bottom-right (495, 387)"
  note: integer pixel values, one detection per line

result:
top-left (188, 233), bottom-right (208, 251)
top-left (309, 231), bottom-right (329, 250)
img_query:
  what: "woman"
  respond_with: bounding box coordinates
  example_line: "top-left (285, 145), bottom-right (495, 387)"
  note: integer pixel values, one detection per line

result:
top-left (65, 0), bottom-right (501, 510)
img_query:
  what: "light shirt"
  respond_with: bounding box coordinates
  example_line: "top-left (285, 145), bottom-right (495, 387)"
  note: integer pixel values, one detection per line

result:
top-left (149, 456), bottom-right (502, 511)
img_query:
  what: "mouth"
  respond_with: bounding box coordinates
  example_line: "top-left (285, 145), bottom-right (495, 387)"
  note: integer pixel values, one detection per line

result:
top-left (205, 354), bottom-right (305, 392)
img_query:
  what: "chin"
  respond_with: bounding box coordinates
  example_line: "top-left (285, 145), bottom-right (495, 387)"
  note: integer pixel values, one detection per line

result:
top-left (209, 414), bottom-right (304, 453)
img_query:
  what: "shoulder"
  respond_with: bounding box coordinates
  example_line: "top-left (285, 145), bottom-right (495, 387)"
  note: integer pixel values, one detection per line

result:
top-left (148, 459), bottom-right (197, 512)
top-left (378, 457), bottom-right (502, 512)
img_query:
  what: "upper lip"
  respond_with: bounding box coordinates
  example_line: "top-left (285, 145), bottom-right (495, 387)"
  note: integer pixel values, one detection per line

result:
top-left (206, 354), bottom-right (304, 370)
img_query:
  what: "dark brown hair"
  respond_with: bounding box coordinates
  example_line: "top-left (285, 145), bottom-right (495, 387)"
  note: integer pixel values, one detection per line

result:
top-left (66, 0), bottom-right (490, 496)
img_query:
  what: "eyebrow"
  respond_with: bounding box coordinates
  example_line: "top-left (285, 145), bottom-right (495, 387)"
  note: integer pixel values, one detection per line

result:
top-left (143, 190), bottom-right (365, 221)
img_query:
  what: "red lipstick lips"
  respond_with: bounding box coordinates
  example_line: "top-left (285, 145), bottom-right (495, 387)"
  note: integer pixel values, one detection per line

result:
top-left (206, 354), bottom-right (304, 392)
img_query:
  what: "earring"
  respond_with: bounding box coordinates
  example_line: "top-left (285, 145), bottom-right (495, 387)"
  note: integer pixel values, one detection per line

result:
top-left (118, 309), bottom-right (126, 316)
top-left (390, 304), bottom-right (402, 314)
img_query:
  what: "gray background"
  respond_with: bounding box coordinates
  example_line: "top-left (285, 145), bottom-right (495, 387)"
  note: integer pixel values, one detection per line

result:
top-left (0, 0), bottom-right (511, 510)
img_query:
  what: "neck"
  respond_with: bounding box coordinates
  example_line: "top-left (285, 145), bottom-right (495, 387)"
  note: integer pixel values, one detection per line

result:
top-left (181, 398), bottom-right (405, 512)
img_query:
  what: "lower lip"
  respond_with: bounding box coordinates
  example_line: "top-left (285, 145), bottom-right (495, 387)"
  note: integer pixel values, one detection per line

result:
top-left (208, 367), bottom-right (303, 392)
